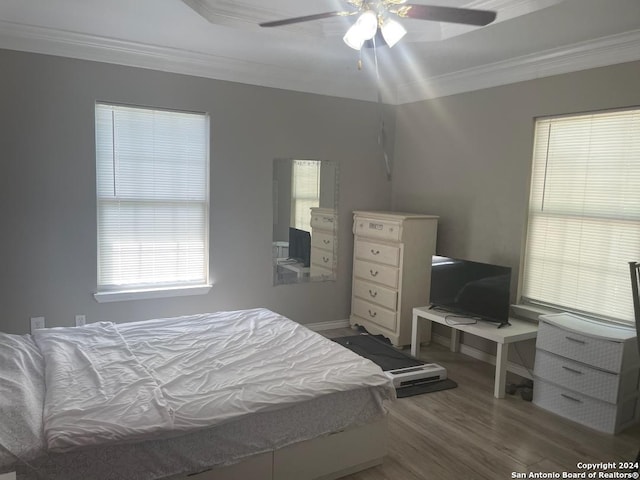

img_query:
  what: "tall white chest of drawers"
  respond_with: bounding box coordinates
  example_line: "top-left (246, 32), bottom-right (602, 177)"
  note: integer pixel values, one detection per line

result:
top-left (533, 313), bottom-right (639, 434)
top-left (349, 211), bottom-right (438, 347)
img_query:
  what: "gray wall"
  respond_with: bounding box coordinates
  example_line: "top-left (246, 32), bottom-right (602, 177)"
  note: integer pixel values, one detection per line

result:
top-left (391, 60), bottom-right (640, 359)
top-left (0, 49), bottom-right (393, 334)
top-left (2, 46), bottom-right (637, 348)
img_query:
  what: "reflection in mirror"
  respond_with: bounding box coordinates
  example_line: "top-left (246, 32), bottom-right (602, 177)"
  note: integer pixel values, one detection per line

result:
top-left (273, 159), bottom-right (339, 285)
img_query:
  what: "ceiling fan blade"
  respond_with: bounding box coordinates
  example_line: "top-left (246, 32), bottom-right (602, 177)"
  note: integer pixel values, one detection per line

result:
top-left (260, 11), bottom-right (350, 28)
top-left (398, 4), bottom-right (497, 26)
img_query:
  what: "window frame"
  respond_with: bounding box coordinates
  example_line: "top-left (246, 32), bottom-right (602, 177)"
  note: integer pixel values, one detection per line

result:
top-left (519, 106), bottom-right (640, 326)
top-left (290, 159), bottom-right (321, 232)
top-left (93, 102), bottom-right (211, 302)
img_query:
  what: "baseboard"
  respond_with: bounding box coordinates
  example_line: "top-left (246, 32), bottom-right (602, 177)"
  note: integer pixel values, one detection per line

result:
top-left (431, 333), bottom-right (533, 380)
top-left (306, 319), bottom-right (351, 332)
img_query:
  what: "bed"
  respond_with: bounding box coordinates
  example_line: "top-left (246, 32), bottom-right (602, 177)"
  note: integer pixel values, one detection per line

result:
top-left (0, 308), bottom-right (396, 480)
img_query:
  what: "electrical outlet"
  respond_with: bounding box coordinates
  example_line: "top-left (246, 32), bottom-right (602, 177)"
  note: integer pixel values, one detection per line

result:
top-left (30, 316), bottom-right (45, 334)
top-left (75, 315), bottom-right (86, 327)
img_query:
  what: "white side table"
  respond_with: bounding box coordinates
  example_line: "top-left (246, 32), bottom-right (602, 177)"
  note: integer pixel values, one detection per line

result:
top-left (411, 306), bottom-right (538, 398)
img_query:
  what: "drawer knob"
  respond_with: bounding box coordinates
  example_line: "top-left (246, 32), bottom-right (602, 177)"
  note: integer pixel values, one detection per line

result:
top-left (370, 249), bottom-right (380, 255)
top-left (322, 256), bottom-right (329, 263)
top-left (368, 289), bottom-right (378, 298)
top-left (368, 309), bottom-right (377, 318)
top-left (565, 336), bottom-right (586, 345)
top-left (560, 393), bottom-right (583, 403)
top-left (561, 365), bottom-right (583, 375)
top-left (323, 239), bottom-right (330, 245)
top-left (369, 270), bottom-right (379, 277)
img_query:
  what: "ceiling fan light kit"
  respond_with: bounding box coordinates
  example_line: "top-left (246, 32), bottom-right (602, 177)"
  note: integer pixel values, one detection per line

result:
top-left (380, 17), bottom-right (407, 48)
top-left (343, 10), bottom-right (379, 50)
top-left (259, 1), bottom-right (497, 51)
top-left (344, 11), bottom-right (407, 50)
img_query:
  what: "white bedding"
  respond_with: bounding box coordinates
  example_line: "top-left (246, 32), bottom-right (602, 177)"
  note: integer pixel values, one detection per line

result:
top-left (32, 308), bottom-right (395, 453)
top-left (0, 333), bottom-right (46, 467)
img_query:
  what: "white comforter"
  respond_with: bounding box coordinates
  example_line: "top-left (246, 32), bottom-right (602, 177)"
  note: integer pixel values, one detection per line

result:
top-left (33, 308), bottom-right (394, 453)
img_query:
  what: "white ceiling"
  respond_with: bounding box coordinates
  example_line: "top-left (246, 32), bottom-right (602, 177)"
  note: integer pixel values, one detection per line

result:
top-left (0, 0), bottom-right (639, 104)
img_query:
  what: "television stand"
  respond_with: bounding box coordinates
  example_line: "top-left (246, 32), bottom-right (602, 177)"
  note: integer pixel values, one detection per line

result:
top-left (411, 306), bottom-right (538, 398)
top-left (278, 261), bottom-right (309, 278)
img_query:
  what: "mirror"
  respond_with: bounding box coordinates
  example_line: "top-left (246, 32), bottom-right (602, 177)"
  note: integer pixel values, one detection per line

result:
top-left (273, 159), bottom-right (339, 285)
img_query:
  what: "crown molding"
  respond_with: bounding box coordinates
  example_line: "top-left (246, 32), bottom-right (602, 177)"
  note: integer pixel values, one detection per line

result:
top-left (0, 20), bottom-right (376, 102)
top-left (394, 29), bottom-right (640, 105)
top-left (0, 20), bottom-right (639, 106)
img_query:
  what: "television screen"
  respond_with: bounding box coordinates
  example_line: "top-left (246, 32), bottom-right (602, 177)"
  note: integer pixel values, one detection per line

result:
top-left (429, 256), bottom-right (512, 327)
top-left (288, 227), bottom-right (311, 267)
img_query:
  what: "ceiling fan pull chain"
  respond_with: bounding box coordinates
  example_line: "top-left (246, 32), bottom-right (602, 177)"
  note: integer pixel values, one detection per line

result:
top-left (372, 35), bottom-right (392, 181)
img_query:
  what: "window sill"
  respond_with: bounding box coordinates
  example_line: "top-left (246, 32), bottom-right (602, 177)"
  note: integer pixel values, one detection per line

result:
top-left (94, 284), bottom-right (212, 303)
top-left (511, 303), bottom-right (633, 329)
top-left (510, 303), bottom-right (552, 322)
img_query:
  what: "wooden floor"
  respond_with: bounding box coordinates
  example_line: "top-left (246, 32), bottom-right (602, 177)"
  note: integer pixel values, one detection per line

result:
top-left (322, 328), bottom-right (640, 480)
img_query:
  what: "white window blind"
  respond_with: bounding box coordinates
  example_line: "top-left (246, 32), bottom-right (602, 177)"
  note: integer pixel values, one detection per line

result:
top-left (522, 108), bottom-right (640, 324)
top-left (95, 103), bottom-right (210, 291)
top-left (290, 160), bottom-right (320, 232)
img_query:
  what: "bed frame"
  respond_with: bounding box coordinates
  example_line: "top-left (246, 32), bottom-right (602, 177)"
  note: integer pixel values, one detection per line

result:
top-left (169, 417), bottom-right (387, 480)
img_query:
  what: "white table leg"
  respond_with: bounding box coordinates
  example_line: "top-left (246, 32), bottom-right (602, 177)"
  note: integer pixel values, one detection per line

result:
top-left (450, 329), bottom-right (460, 352)
top-left (494, 343), bottom-right (509, 398)
top-left (423, 317), bottom-right (432, 345)
top-left (411, 312), bottom-right (422, 358)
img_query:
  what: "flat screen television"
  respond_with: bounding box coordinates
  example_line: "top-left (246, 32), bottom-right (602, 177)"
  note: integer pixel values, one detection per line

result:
top-left (429, 256), bottom-right (512, 327)
top-left (288, 227), bottom-right (311, 267)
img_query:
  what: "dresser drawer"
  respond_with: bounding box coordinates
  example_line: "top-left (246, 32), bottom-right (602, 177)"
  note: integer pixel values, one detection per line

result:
top-left (537, 321), bottom-right (624, 373)
top-left (354, 217), bottom-right (402, 242)
top-left (310, 264), bottom-right (334, 280)
top-left (352, 298), bottom-right (397, 331)
top-left (534, 349), bottom-right (621, 403)
top-left (311, 247), bottom-right (334, 268)
top-left (353, 260), bottom-right (399, 289)
top-left (353, 279), bottom-right (398, 311)
top-left (532, 378), bottom-right (638, 434)
top-left (311, 231), bottom-right (334, 251)
top-left (311, 212), bottom-right (336, 232)
top-left (355, 240), bottom-right (400, 267)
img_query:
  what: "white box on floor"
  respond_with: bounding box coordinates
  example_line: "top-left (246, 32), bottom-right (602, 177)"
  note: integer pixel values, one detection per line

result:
top-left (385, 363), bottom-right (447, 388)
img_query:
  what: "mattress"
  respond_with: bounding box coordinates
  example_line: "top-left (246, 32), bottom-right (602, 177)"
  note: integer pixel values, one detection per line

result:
top-left (0, 308), bottom-right (395, 480)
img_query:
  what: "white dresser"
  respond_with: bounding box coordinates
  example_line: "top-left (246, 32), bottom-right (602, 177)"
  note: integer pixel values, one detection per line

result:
top-left (349, 211), bottom-right (438, 347)
top-left (533, 313), bottom-right (639, 434)
top-left (310, 208), bottom-right (337, 280)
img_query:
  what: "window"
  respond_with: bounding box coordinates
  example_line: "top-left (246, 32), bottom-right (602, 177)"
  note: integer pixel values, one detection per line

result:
top-left (522, 108), bottom-right (640, 325)
top-left (290, 160), bottom-right (320, 232)
top-left (95, 103), bottom-right (210, 300)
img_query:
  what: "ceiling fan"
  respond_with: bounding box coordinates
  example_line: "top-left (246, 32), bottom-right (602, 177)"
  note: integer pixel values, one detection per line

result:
top-left (259, 1), bottom-right (497, 50)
